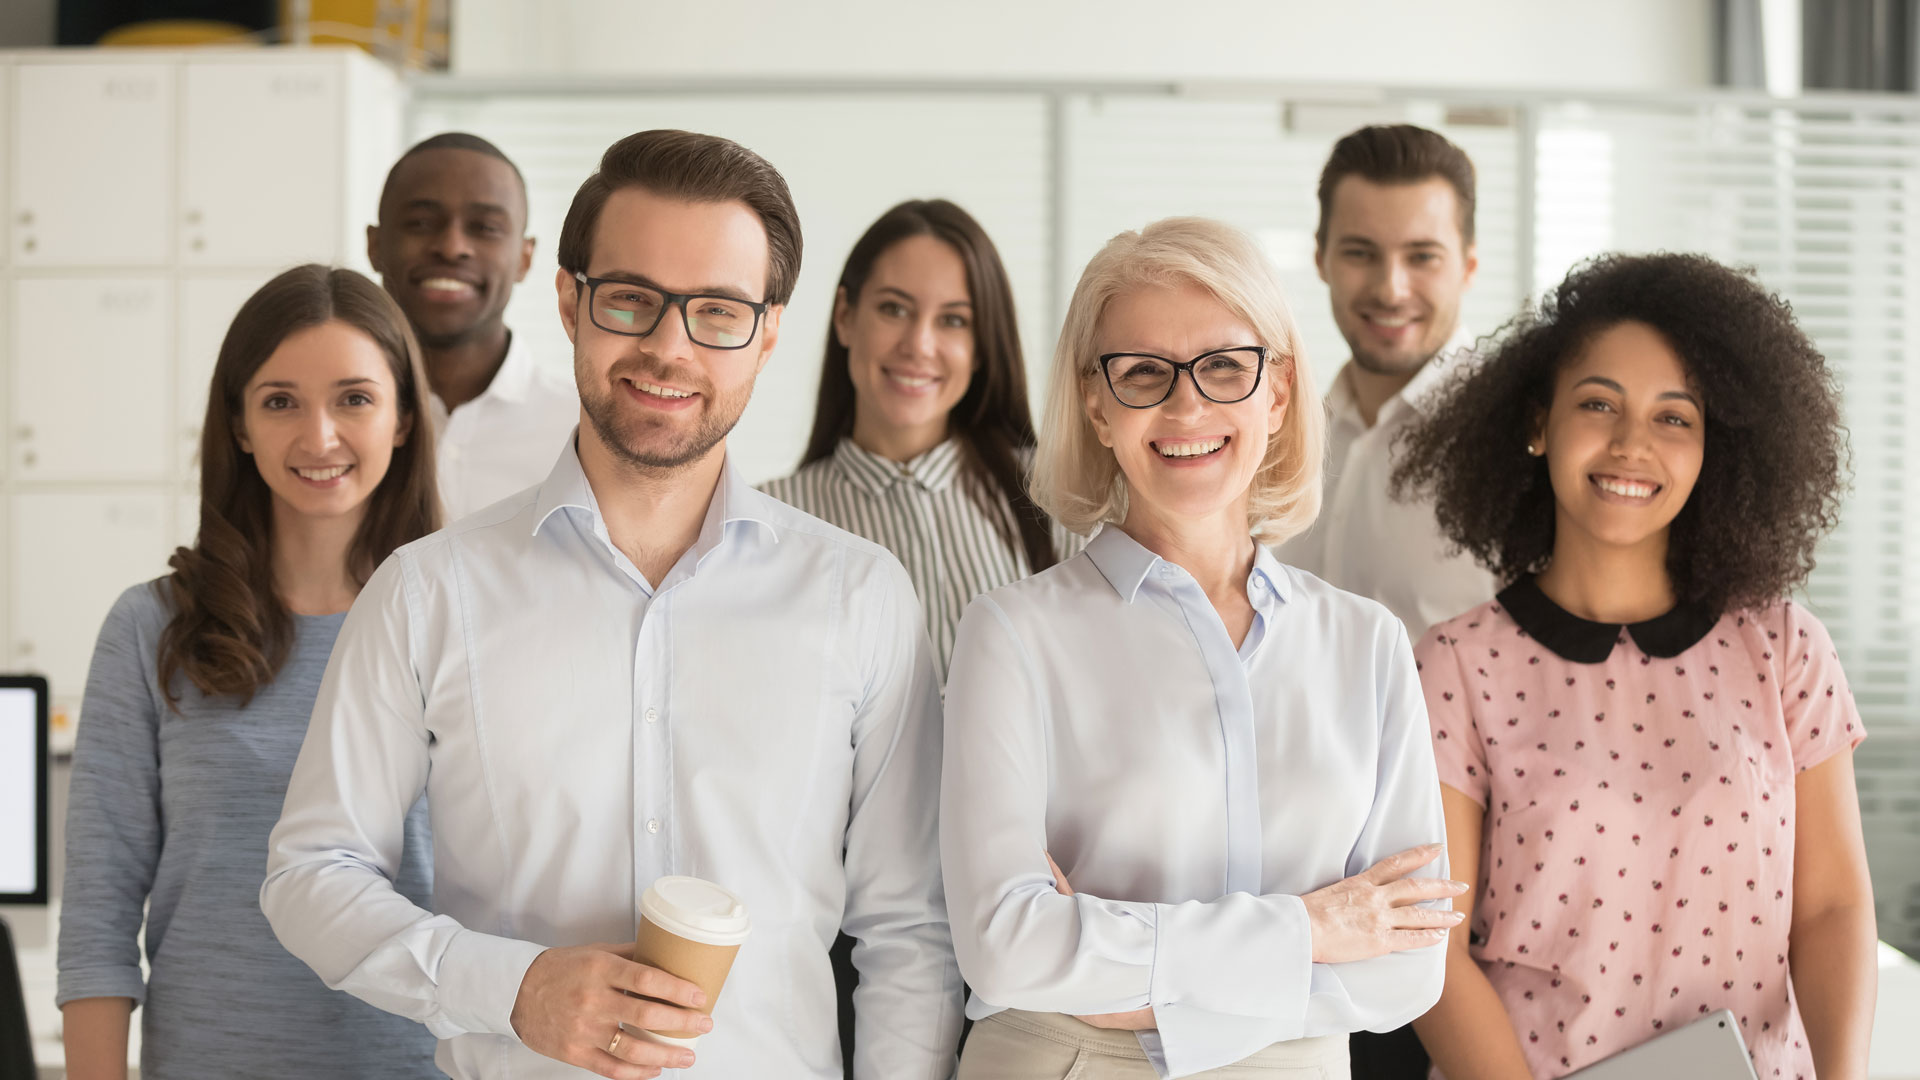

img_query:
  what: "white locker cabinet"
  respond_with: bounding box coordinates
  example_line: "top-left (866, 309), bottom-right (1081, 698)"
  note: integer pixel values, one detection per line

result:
top-left (11, 62), bottom-right (172, 267)
top-left (10, 277), bottom-right (172, 482)
top-left (9, 491), bottom-right (171, 700)
top-left (181, 62), bottom-right (343, 267)
top-left (1, 60), bottom-right (10, 270)
top-left (177, 273), bottom-right (270, 480)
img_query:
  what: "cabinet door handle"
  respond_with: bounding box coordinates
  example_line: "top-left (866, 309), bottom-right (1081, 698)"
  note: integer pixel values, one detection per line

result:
top-left (15, 210), bottom-right (31, 225)
top-left (184, 209), bottom-right (203, 225)
top-left (17, 425), bottom-right (33, 440)
top-left (22, 237), bottom-right (36, 253)
top-left (16, 640), bottom-right (33, 657)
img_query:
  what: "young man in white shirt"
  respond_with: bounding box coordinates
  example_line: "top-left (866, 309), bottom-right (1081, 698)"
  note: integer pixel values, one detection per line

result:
top-left (1276, 124), bottom-right (1497, 643)
top-left (1276, 123), bottom-right (1495, 1080)
top-left (368, 132), bottom-right (580, 522)
top-left (267, 130), bottom-right (963, 1080)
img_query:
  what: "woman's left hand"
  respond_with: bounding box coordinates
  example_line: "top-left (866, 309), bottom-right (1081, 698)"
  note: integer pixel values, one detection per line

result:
top-left (1046, 851), bottom-right (1158, 1032)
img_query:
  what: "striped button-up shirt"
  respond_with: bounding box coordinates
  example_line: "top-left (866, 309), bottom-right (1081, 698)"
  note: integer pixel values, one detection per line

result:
top-left (761, 438), bottom-right (1083, 676)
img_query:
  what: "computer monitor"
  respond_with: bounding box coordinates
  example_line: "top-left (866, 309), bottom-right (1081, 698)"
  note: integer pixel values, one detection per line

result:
top-left (0, 677), bottom-right (49, 905)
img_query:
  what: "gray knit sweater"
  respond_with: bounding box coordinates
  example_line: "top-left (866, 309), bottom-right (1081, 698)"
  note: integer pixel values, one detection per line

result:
top-left (57, 581), bottom-right (441, 1079)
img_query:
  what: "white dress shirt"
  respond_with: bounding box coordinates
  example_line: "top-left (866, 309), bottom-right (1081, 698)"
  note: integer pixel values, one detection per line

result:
top-left (940, 526), bottom-right (1447, 1080)
top-left (262, 437), bottom-right (963, 1080)
top-left (1273, 330), bottom-right (1495, 641)
top-left (429, 330), bottom-right (581, 523)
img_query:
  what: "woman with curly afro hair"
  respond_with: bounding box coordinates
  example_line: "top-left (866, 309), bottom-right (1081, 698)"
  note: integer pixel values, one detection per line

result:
top-left (1394, 253), bottom-right (1875, 1080)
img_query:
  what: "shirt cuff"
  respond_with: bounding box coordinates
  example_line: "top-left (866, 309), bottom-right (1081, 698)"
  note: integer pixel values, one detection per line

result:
top-left (432, 930), bottom-right (549, 1039)
top-left (55, 964), bottom-right (148, 1009)
top-left (1147, 893), bottom-right (1312, 1058)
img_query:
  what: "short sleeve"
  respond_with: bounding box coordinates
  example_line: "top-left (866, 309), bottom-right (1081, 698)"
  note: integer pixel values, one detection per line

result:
top-left (1415, 622), bottom-right (1489, 806)
top-left (1769, 601), bottom-right (1866, 772)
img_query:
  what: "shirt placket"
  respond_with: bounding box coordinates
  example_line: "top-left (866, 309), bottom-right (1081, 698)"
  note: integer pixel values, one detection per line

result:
top-left (1160, 567), bottom-right (1265, 895)
top-left (631, 589), bottom-right (676, 906)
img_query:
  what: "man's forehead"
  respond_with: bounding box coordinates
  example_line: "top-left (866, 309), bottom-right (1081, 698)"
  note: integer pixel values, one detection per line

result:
top-left (1328, 176), bottom-right (1465, 238)
top-left (590, 189), bottom-right (769, 293)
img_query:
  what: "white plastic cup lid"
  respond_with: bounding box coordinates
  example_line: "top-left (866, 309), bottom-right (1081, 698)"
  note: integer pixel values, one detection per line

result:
top-left (640, 876), bottom-right (752, 946)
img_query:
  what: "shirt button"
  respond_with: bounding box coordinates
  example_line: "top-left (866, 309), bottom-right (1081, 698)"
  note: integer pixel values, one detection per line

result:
top-left (646, 818), bottom-right (661, 834)
top-left (1253, 577), bottom-right (1267, 591)
top-left (644, 708), bottom-right (658, 723)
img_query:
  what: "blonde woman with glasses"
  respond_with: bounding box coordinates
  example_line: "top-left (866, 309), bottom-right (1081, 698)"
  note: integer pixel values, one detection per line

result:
top-left (940, 218), bottom-right (1463, 1079)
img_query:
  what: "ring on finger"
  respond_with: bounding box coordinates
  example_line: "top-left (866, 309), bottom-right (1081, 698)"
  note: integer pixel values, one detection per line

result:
top-left (608, 1028), bottom-right (624, 1054)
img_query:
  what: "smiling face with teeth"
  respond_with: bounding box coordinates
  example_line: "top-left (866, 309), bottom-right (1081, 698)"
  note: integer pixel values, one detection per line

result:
top-left (1085, 281), bottom-right (1289, 538)
top-left (835, 234), bottom-right (977, 460)
top-left (368, 147), bottom-right (534, 351)
top-left (1537, 320), bottom-right (1706, 559)
top-left (235, 319), bottom-right (412, 529)
top-left (561, 187), bottom-right (781, 473)
top-left (1316, 176), bottom-right (1477, 387)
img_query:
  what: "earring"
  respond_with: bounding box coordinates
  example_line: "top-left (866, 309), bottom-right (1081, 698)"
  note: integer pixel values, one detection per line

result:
top-left (1526, 442), bottom-right (1543, 457)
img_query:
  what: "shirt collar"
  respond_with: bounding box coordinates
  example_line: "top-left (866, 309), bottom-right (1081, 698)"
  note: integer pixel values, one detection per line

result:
top-left (1084, 524), bottom-right (1291, 610)
top-left (478, 328), bottom-right (537, 404)
top-left (831, 437), bottom-right (965, 497)
top-left (531, 431), bottom-right (781, 552)
top-left (1497, 574), bottom-right (1718, 664)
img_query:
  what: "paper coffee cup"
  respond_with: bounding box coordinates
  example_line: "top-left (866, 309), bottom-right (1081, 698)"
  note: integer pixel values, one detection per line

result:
top-left (629, 875), bottom-right (752, 1047)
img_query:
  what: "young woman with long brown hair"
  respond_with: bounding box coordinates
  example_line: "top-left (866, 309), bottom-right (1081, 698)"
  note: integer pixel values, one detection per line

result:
top-left (762, 198), bottom-right (1081, 1076)
top-left (763, 199), bottom-right (1078, 675)
top-left (56, 265), bottom-right (442, 1079)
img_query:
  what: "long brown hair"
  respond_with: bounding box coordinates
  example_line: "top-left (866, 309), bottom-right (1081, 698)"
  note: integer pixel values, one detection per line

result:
top-left (156, 264), bottom-right (440, 708)
top-left (801, 199), bottom-right (1057, 572)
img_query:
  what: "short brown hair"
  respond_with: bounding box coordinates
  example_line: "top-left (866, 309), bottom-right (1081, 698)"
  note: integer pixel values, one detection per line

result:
top-left (558, 129), bottom-right (803, 305)
top-left (1315, 124), bottom-right (1476, 250)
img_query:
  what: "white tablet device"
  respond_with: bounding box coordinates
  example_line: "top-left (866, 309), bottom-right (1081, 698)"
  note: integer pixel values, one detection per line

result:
top-left (1565, 1009), bottom-right (1758, 1080)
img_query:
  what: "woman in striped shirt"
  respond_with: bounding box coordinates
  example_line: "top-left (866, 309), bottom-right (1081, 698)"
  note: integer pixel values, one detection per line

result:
top-left (763, 199), bottom-right (1078, 675)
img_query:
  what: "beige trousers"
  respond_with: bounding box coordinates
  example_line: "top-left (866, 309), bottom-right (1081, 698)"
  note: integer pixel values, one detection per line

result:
top-left (957, 1010), bottom-right (1351, 1080)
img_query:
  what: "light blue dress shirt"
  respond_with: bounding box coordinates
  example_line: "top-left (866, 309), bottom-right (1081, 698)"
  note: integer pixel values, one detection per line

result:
top-left (940, 526), bottom-right (1448, 1079)
top-left (263, 435), bottom-right (963, 1080)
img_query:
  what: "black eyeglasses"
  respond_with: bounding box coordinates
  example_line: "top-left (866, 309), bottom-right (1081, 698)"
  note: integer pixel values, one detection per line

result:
top-left (573, 272), bottom-right (769, 350)
top-left (1098, 346), bottom-right (1272, 409)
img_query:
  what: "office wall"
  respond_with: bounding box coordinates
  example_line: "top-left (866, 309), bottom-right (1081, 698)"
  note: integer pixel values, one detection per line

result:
top-left (449, 0), bottom-right (1717, 91)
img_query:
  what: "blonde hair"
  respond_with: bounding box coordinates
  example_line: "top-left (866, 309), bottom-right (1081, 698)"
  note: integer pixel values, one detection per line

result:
top-left (1032, 217), bottom-right (1324, 544)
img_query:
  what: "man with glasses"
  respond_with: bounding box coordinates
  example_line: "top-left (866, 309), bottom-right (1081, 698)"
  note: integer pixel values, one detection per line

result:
top-left (263, 130), bottom-right (963, 1080)
top-left (368, 132), bottom-right (580, 522)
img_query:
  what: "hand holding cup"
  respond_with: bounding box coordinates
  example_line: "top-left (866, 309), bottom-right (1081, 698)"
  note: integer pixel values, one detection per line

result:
top-left (509, 942), bottom-right (708, 1079)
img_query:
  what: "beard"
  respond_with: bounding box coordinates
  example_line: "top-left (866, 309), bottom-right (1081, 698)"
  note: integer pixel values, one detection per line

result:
top-left (576, 352), bottom-right (752, 471)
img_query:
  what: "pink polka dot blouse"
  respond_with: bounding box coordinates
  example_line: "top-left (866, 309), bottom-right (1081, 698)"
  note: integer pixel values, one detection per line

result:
top-left (1416, 577), bottom-right (1866, 1080)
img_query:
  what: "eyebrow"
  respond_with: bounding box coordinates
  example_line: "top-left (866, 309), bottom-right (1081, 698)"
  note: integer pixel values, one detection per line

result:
top-left (1334, 234), bottom-right (1447, 250)
top-left (399, 197), bottom-right (513, 216)
top-left (874, 285), bottom-right (971, 309)
top-left (594, 269), bottom-right (757, 304)
top-left (256, 377), bottom-right (379, 390)
top-left (1572, 375), bottom-right (1702, 407)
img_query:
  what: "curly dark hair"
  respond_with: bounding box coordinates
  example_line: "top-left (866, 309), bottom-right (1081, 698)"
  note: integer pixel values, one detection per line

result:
top-left (1392, 252), bottom-right (1847, 618)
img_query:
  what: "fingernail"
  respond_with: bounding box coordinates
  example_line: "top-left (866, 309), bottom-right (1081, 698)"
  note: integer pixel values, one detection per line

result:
top-left (1449, 911), bottom-right (1466, 922)
top-left (681, 1052), bottom-right (696, 1067)
top-left (693, 991), bottom-right (708, 1007)
top-left (1450, 880), bottom-right (1470, 892)
top-left (699, 1016), bottom-right (714, 1032)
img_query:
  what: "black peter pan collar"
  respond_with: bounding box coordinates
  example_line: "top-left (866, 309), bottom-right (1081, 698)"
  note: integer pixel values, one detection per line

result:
top-left (1497, 575), bottom-right (1719, 664)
